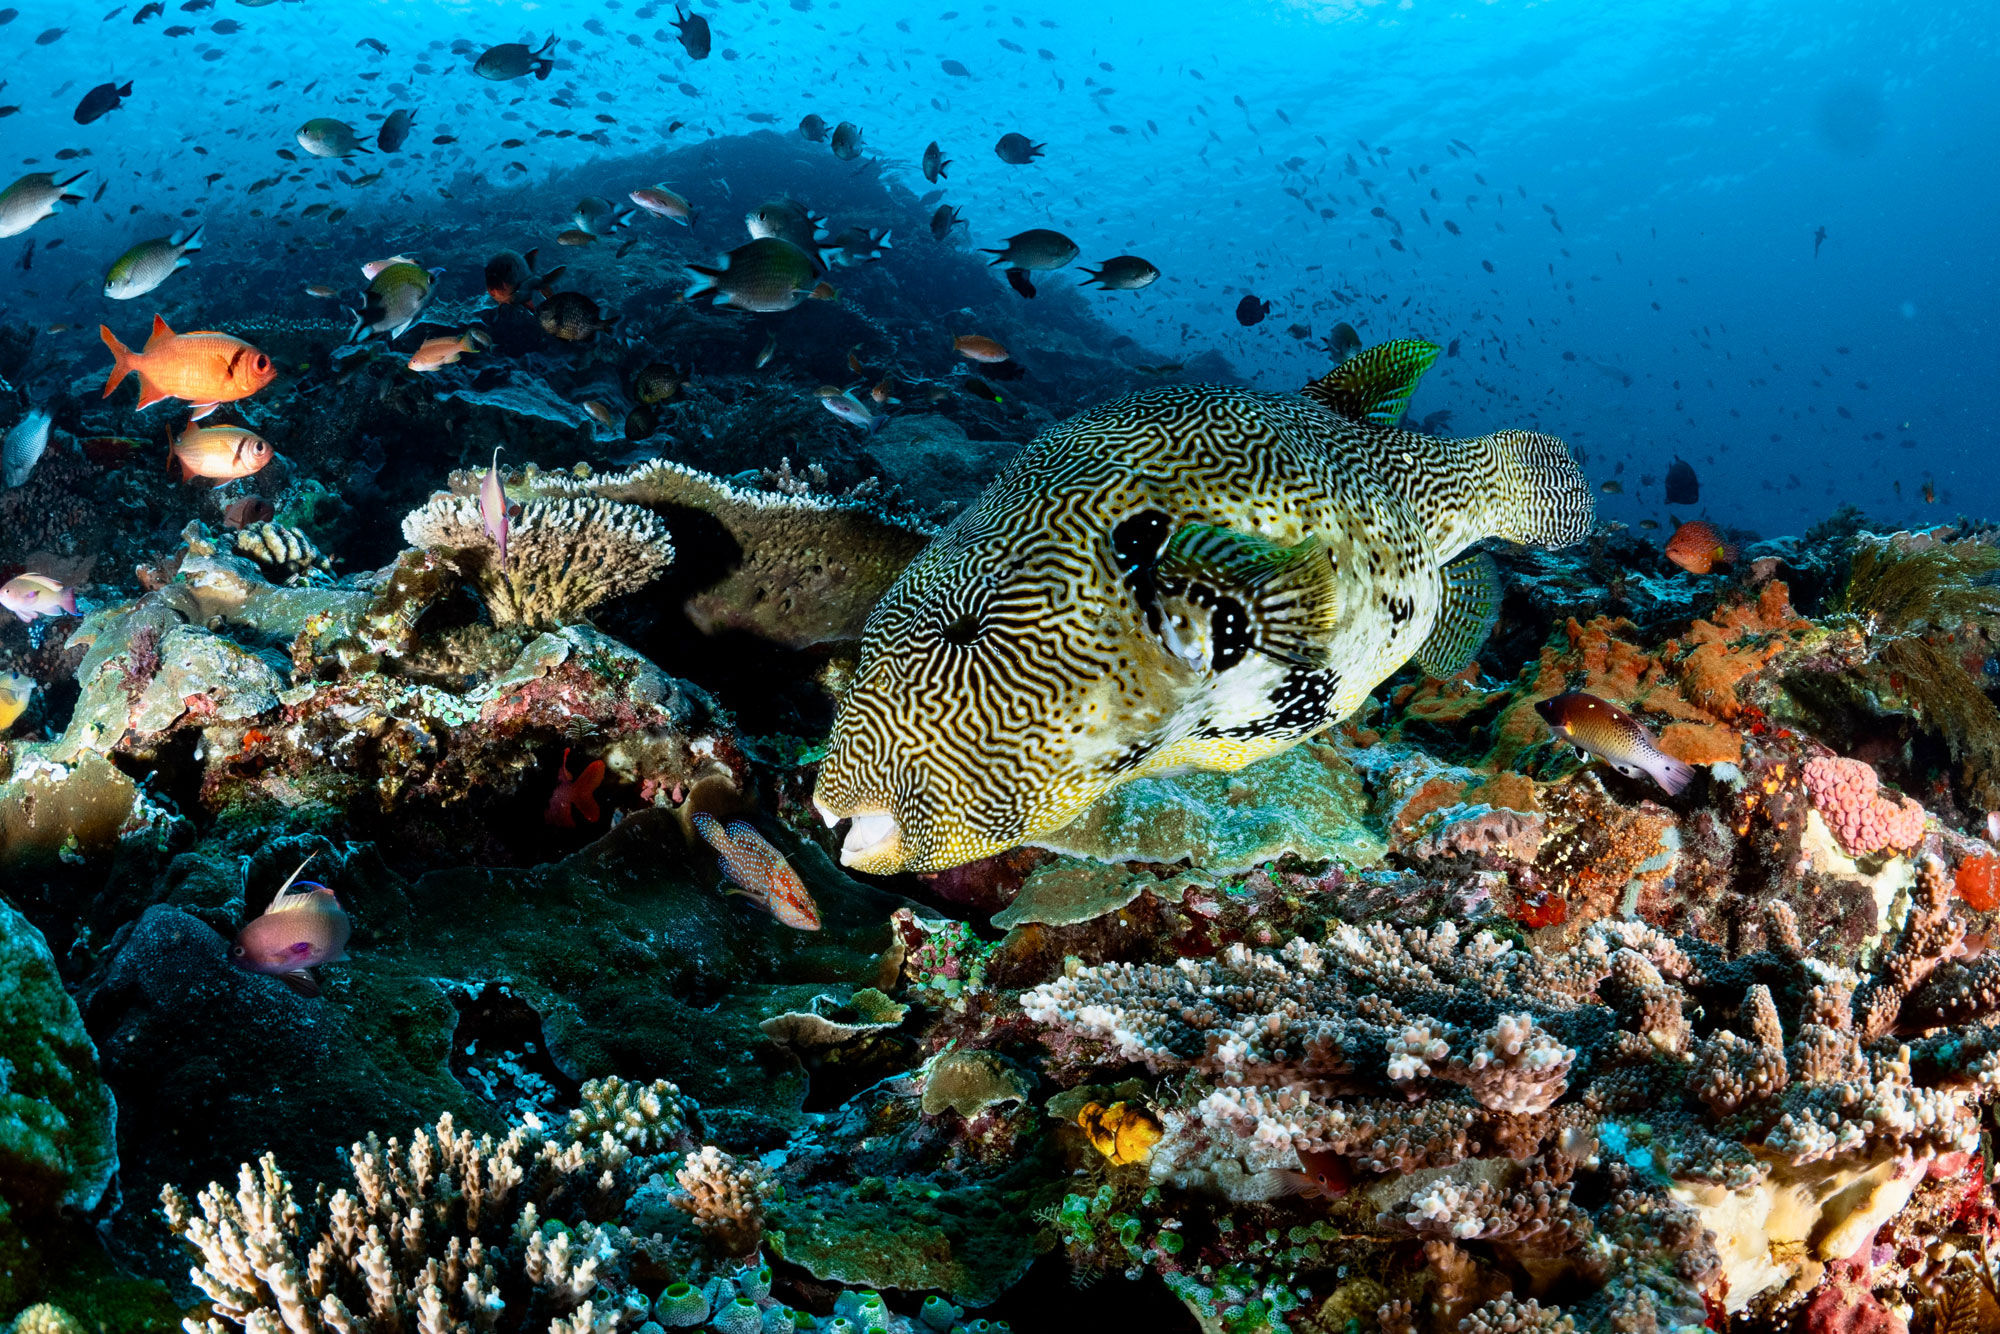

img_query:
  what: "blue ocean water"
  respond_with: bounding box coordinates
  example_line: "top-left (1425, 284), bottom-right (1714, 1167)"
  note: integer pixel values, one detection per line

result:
top-left (4, 0), bottom-right (1995, 524)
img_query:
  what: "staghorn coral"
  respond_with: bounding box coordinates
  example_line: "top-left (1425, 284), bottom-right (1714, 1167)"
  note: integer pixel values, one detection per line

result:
top-left (401, 491), bottom-right (674, 630)
top-left (161, 1109), bottom-right (642, 1334)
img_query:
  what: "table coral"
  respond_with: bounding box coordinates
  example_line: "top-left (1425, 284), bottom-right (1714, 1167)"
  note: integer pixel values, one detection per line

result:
top-left (402, 491), bottom-right (674, 630)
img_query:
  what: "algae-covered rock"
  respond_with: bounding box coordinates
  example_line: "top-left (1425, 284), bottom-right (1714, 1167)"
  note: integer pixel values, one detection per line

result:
top-left (1029, 740), bottom-right (1385, 873)
top-left (990, 859), bottom-right (1199, 930)
top-left (0, 900), bottom-right (117, 1216)
top-left (129, 625), bottom-right (284, 734)
top-left (767, 1171), bottom-right (1042, 1307)
top-left (919, 1049), bottom-right (1031, 1119)
top-left (0, 753), bottom-right (154, 868)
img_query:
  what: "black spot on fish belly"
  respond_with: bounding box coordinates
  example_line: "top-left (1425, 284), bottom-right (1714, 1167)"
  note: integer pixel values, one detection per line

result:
top-left (1268, 668), bottom-right (1335, 732)
top-left (1387, 594), bottom-right (1416, 624)
top-left (1211, 596), bottom-right (1252, 671)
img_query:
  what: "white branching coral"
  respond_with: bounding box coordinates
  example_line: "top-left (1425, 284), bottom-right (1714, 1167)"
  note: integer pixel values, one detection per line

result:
top-left (401, 492), bottom-right (673, 629)
top-left (671, 1146), bottom-right (772, 1256)
top-left (565, 1075), bottom-right (698, 1160)
top-left (160, 1113), bottom-right (641, 1334)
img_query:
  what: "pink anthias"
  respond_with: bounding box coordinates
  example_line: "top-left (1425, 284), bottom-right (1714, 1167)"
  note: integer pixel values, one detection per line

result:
top-left (478, 446), bottom-right (515, 570)
top-left (692, 812), bottom-right (821, 930)
top-left (231, 857), bottom-right (352, 997)
top-left (0, 573), bottom-right (77, 623)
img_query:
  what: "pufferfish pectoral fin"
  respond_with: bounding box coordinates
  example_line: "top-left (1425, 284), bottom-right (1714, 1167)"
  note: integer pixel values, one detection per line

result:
top-left (1157, 523), bottom-right (1338, 670)
top-left (1413, 549), bottom-right (1503, 679)
top-left (1300, 338), bottom-right (1440, 426)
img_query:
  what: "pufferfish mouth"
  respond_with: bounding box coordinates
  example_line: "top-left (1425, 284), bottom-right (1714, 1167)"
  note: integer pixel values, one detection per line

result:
top-left (813, 799), bottom-right (902, 868)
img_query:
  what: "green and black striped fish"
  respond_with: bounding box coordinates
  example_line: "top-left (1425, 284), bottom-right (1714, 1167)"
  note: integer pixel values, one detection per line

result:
top-left (813, 340), bottom-right (1595, 873)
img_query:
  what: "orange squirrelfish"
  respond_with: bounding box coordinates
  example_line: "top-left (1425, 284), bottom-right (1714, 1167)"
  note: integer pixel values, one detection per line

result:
top-left (101, 315), bottom-right (276, 419)
top-left (1663, 520), bottom-right (1741, 575)
top-left (169, 422), bottom-right (273, 482)
top-left (1535, 691), bottom-right (1695, 795)
top-left (1270, 1147), bottom-right (1355, 1200)
top-left (546, 747), bottom-right (606, 828)
top-left (692, 812), bottom-right (822, 930)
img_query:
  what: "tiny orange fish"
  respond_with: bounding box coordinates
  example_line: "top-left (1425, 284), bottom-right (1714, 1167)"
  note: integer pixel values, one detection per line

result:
top-left (1663, 520), bottom-right (1740, 575)
top-left (1272, 1147), bottom-right (1354, 1200)
top-left (222, 496), bottom-right (275, 529)
top-left (952, 333), bottom-right (1010, 363)
top-left (168, 422), bottom-right (272, 482)
top-left (407, 328), bottom-right (490, 372)
top-left (546, 748), bottom-right (605, 827)
top-left (692, 812), bottom-right (821, 930)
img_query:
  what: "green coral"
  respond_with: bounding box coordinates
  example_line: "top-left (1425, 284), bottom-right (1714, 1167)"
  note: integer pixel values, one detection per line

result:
top-left (0, 901), bottom-right (117, 1217)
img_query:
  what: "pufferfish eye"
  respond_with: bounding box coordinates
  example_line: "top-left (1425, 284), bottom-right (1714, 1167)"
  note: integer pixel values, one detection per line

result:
top-left (940, 611), bottom-right (984, 646)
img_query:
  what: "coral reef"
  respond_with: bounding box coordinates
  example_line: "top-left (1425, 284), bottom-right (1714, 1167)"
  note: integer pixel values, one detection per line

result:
top-left (2, 121), bottom-right (1997, 1334)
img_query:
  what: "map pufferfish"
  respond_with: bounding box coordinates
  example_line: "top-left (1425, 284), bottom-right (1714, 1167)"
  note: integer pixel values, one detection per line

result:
top-left (813, 340), bottom-right (1595, 874)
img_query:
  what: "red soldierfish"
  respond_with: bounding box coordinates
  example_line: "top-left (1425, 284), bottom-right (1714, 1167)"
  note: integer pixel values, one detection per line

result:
top-left (479, 446), bottom-right (511, 569)
top-left (692, 813), bottom-right (822, 930)
top-left (1535, 690), bottom-right (1695, 795)
top-left (231, 857), bottom-right (352, 997)
top-left (546, 747), bottom-right (606, 827)
top-left (100, 315), bottom-right (276, 420)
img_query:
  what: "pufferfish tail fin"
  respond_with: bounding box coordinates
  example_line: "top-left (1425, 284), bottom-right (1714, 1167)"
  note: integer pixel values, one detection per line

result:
top-left (1301, 338), bottom-right (1439, 426)
top-left (1413, 550), bottom-right (1502, 679)
top-left (1469, 428), bottom-right (1596, 550)
top-left (1374, 426), bottom-right (1595, 563)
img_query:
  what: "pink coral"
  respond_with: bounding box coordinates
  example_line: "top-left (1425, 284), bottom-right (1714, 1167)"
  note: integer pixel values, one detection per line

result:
top-left (1800, 1251), bottom-right (1908, 1334)
top-left (1802, 756), bottom-right (1925, 856)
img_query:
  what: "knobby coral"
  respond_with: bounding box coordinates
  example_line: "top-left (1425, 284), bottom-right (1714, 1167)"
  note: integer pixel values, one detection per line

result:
top-left (1803, 756), bottom-right (1926, 857)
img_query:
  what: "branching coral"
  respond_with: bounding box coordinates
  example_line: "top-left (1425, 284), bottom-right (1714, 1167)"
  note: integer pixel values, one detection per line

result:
top-left (670, 1146), bottom-right (771, 1257)
top-left (401, 492), bottom-right (674, 630)
top-left (565, 1075), bottom-right (699, 1162)
top-left (161, 1110), bottom-right (641, 1334)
